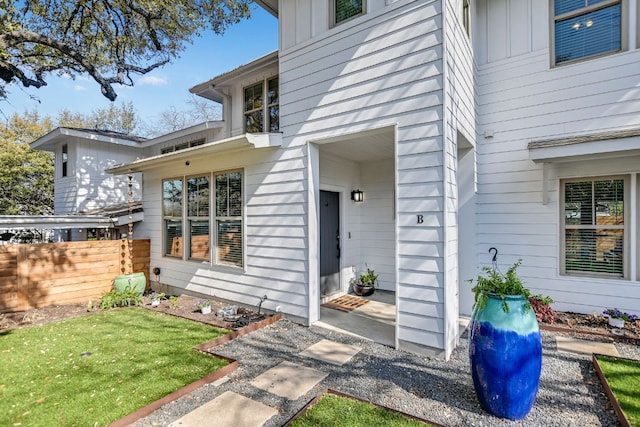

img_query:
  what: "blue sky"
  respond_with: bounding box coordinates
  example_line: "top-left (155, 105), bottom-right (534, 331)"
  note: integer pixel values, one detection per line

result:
top-left (1, 5), bottom-right (278, 126)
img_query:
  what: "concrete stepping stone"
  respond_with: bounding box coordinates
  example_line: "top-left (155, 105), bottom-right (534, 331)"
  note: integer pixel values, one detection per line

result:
top-left (556, 336), bottom-right (620, 357)
top-left (168, 391), bottom-right (277, 427)
top-left (250, 360), bottom-right (328, 400)
top-left (299, 339), bottom-right (361, 365)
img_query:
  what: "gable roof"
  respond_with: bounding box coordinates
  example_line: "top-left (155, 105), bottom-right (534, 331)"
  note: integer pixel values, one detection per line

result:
top-left (31, 127), bottom-right (147, 151)
top-left (255, 0), bottom-right (278, 17)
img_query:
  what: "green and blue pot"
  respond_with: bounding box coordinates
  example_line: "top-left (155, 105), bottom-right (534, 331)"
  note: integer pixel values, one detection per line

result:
top-left (469, 293), bottom-right (542, 420)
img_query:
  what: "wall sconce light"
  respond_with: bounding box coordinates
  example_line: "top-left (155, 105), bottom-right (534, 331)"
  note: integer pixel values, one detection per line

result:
top-left (351, 189), bottom-right (364, 203)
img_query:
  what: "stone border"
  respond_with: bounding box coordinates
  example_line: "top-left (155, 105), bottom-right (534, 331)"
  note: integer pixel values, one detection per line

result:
top-left (283, 388), bottom-right (447, 427)
top-left (591, 353), bottom-right (633, 427)
top-left (108, 313), bottom-right (282, 427)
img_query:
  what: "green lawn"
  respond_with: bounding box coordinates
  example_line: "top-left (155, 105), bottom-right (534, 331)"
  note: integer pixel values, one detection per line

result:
top-left (596, 355), bottom-right (640, 426)
top-left (289, 393), bottom-right (435, 427)
top-left (0, 308), bottom-right (229, 426)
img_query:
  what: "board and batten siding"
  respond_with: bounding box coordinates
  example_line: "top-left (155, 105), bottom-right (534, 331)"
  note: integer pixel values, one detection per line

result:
top-left (476, 0), bottom-right (640, 314)
top-left (279, 0), bottom-right (456, 355)
top-left (137, 145), bottom-right (310, 319)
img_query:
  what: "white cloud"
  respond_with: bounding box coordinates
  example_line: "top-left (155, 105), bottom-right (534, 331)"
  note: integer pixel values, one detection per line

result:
top-left (137, 75), bottom-right (168, 86)
top-left (73, 85), bottom-right (87, 91)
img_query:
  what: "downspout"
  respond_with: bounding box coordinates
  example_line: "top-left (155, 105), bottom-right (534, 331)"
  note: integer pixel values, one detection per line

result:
top-left (210, 86), bottom-right (232, 137)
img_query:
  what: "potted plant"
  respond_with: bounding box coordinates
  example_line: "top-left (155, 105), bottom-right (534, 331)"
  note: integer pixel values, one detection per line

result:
top-left (603, 308), bottom-right (638, 329)
top-left (468, 259), bottom-right (542, 420)
top-left (196, 300), bottom-right (212, 315)
top-left (351, 267), bottom-right (378, 296)
top-left (151, 292), bottom-right (165, 307)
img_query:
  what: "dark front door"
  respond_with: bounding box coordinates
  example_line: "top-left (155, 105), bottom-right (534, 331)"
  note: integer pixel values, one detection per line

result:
top-left (320, 190), bottom-right (340, 297)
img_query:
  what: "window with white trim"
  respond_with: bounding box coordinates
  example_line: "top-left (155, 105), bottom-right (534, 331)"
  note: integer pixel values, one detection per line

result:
top-left (187, 175), bottom-right (210, 261)
top-left (552, 0), bottom-right (623, 66)
top-left (244, 77), bottom-right (279, 133)
top-left (561, 176), bottom-right (627, 278)
top-left (162, 170), bottom-right (243, 268)
top-left (163, 178), bottom-right (183, 257)
top-left (61, 144), bottom-right (68, 177)
top-left (332, 0), bottom-right (365, 26)
top-left (215, 171), bottom-right (243, 267)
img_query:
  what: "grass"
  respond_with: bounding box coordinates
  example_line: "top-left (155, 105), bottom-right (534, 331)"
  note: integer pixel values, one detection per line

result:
top-left (0, 308), bottom-right (229, 426)
top-left (596, 355), bottom-right (640, 426)
top-left (289, 392), bottom-right (435, 427)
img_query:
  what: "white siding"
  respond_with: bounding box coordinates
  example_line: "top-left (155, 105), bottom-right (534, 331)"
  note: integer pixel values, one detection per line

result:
top-left (139, 146), bottom-right (309, 319)
top-left (476, 0), bottom-right (640, 314)
top-left (474, 0), bottom-right (548, 66)
top-left (442, 0), bottom-right (476, 357)
top-left (75, 140), bottom-right (142, 212)
top-left (280, 0), bottom-right (453, 355)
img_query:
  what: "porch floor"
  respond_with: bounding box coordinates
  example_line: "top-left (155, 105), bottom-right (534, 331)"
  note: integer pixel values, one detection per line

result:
top-left (314, 290), bottom-right (396, 347)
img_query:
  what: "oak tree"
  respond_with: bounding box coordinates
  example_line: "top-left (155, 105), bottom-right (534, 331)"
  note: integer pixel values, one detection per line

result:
top-left (0, 0), bottom-right (251, 101)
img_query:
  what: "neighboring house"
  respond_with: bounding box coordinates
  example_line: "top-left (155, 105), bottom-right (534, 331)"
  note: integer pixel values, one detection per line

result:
top-left (30, 123), bottom-right (225, 241)
top-left (98, 0), bottom-right (640, 360)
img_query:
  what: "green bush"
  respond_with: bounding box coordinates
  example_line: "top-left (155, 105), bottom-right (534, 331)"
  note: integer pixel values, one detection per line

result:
top-left (99, 287), bottom-right (143, 309)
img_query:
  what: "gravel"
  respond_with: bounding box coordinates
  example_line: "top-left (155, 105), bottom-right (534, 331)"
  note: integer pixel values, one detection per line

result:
top-left (131, 319), bottom-right (640, 427)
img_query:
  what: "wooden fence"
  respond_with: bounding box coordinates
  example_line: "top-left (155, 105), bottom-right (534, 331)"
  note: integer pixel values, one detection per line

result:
top-left (0, 239), bottom-right (150, 313)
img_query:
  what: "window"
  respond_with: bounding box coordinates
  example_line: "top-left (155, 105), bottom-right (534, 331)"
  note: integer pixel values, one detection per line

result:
top-left (163, 179), bottom-right (183, 257)
top-left (552, 0), bottom-right (623, 66)
top-left (161, 140), bottom-right (206, 154)
top-left (561, 177), bottom-right (627, 278)
top-left (61, 144), bottom-right (68, 177)
top-left (244, 82), bottom-right (264, 133)
top-left (215, 171), bottom-right (243, 267)
top-left (244, 78), bottom-right (279, 133)
top-left (267, 77), bottom-right (279, 132)
top-left (187, 176), bottom-right (210, 261)
top-left (162, 171), bottom-right (243, 268)
top-left (332, 0), bottom-right (364, 26)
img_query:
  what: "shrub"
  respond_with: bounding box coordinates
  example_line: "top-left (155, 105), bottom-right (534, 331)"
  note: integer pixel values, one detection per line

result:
top-left (99, 288), bottom-right (143, 309)
top-left (529, 294), bottom-right (555, 323)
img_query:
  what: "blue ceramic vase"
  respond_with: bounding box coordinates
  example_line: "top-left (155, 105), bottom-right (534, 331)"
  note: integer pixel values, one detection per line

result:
top-left (469, 293), bottom-right (542, 420)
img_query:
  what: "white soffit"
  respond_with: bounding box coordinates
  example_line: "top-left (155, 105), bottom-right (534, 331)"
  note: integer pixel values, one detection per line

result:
top-left (106, 133), bottom-right (282, 174)
top-left (528, 129), bottom-right (640, 163)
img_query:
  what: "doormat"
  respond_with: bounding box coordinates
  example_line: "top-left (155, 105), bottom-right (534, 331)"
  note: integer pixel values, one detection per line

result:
top-left (321, 295), bottom-right (370, 313)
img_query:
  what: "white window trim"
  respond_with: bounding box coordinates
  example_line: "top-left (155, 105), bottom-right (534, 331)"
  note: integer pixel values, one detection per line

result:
top-left (550, 0), bottom-right (628, 68)
top-left (559, 175), bottom-right (630, 279)
top-left (243, 78), bottom-right (279, 133)
top-left (186, 174), bottom-right (211, 262)
top-left (162, 177), bottom-right (184, 259)
top-left (162, 170), bottom-right (245, 270)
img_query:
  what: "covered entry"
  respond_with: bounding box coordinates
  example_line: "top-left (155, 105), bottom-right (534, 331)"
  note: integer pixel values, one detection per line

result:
top-left (310, 125), bottom-right (397, 347)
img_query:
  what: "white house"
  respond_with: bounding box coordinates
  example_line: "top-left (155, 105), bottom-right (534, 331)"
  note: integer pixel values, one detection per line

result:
top-left (102, 0), bottom-right (640, 360)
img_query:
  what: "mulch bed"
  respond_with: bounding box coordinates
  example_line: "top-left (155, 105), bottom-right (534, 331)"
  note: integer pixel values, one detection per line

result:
top-left (0, 293), bottom-right (274, 332)
top-left (540, 311), bottom-right (640, 345)
top-left (3, 296), bottom-right (639, 346)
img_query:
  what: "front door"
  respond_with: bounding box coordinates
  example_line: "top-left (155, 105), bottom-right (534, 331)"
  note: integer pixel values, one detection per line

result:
top-left (320, 190), bottom-right (340, 297)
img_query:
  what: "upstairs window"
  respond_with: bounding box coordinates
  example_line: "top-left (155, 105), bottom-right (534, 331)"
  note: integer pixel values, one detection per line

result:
top-left (561, 177), bottom-right (627, 278)
top-left (332, 0), bottom-right (364, 26)
top-left (244, 82), bottom-right (264, 133)
top-left (553, 0), bottom-right (623, 66)
top-left (244, 78), bottom-right (279, 133)
top-left (61, 144), bottom-right (68, 177)
top-left (267, 77), bottom-right (279, 132)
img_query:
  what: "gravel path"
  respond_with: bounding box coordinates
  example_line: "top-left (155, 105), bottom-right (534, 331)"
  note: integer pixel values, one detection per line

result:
top-left (131, 319), bottom-right (639, 427)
